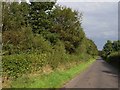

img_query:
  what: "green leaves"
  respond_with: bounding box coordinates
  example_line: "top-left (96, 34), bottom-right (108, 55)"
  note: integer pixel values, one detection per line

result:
top-left (50, 6), bottom-right (84, 53)
top-left (102, 40), bottom-right (120, 58)
top-left (102, 40), bottom-right (120, 69)
top-left (2, 2), bottom-right (98, 55)
top-left (3, 54), bottom-right (31, 78)
top-left (2, 2), bottom-right (29, 32)
top-left (2, 2), bottom-right (99, 82)
top-left (86, 39), bottom-right (98, 56)
top-left (28, 2), bottom-right (55, 33)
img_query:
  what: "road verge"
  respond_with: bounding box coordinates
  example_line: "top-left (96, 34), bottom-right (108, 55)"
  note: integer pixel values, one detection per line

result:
top-left (10, 57), bottom-right (97, 88)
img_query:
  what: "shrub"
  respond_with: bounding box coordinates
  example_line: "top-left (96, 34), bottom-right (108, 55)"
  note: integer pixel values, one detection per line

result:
top-left (3, 54), bottom-right (32, 78)
top-left (2, 27), bottom-right (53, 55)
top-left (2, 27), bottom-right (34, 55)
top-left (2, 53), bottom-right (48, 79)
top-left (106, 52), bottom-right (120, 69)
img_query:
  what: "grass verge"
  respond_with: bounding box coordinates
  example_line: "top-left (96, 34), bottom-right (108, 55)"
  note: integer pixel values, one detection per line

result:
top-left (11, 57), bottom-right (97, 88)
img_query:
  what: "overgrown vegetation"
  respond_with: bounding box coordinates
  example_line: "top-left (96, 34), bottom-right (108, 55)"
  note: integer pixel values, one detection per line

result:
top-left (10, 58), bottom-right (96, 88)
top-left (2, 2), bottom-right (98, 87)
top-left (101, 40), bottom-right (120, 69)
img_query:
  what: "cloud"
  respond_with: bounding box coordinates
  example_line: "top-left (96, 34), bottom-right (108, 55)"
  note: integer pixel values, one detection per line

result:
top-left (57, 2), bottom-right (118, 50)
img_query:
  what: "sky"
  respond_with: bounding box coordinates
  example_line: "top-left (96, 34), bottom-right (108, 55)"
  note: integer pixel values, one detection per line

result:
top-left (57, 1), bottom-right (118, 50)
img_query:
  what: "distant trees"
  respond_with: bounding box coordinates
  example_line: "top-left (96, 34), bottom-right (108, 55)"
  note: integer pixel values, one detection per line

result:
top-left (102, 40), bottom-right (120, 69)
top-left (86, 39), bottom-right (98, 56)
top-left (102, 40), bottom-right (120, 58)
top-left (102, 40), bottom-right (113, 57)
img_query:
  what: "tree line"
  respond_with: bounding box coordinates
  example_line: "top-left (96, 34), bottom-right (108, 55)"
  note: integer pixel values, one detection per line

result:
top-left (101, 40), bottom-right (120, 69)
top-left (2, 1), bottom-right (98, 81)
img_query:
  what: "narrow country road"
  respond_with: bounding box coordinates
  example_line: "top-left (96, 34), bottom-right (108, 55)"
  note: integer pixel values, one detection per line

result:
top-left (64, 57), bottom-right (119, 88)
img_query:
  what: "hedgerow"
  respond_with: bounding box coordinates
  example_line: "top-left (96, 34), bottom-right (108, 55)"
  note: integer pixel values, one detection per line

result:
top-left (2, 2), bottom-right (98, 83)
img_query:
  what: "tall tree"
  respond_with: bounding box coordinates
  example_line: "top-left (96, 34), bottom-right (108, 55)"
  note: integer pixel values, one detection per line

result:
top-left (28, 2), bottom-right (55, 33)
top-left (112, 40), bottom-right (120, 51)
top-left (102, 40), bottom-right (113, 57)
top-left (86, 39), bottom-right (98, 56)
top-left (50, 6), bottom-right (85, 53)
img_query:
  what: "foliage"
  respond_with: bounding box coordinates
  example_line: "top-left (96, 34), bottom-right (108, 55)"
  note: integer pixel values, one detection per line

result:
top-left (2, 52), bottom-right (92, 79)
top-left (50, 6), bottom-right (85, 53)
top-left (107, 52), bottom-right (120, 69)
top-left (2, 2), bottom-right (29, 32)
top-left (3, 27), bottom-right (53, 55)
top-left (3, 54), bottom-right (32, 78)
top-left (10, 58), bottom-right (96, 88)
top-left (28, 2), bottom-right (55, 33)
top-left (102, 40), bottom-right (113, 58)
top-left (86, 39), bottom-right (98, 56)
top-left (102, 40), bottom-right (120, 69)
top-left (2, 2), bottom-right (98, 82)
top-left (102, 40), bottom-right (120, 58)
top-left (76, 37), bottom-right (98, 56)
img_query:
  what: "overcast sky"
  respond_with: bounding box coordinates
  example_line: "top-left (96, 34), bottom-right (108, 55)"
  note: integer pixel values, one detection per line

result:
top-left (57, 1), bottom-right (118, 50)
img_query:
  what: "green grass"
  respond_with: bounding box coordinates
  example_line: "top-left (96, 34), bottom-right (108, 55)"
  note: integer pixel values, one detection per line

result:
top-left (11, 57), bottom-right (96, 88)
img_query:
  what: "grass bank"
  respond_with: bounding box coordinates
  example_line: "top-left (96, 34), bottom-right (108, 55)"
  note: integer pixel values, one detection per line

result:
top-left (11, 57), bottom-right (97, 88)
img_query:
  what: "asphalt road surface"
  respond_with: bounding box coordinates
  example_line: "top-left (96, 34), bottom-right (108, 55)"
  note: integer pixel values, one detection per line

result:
top-left (64, 57), bottom-right (119, 88)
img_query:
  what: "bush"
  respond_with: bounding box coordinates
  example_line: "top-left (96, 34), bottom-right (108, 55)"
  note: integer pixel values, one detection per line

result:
top-left (32, 34), bottom-right (53, 53)
top-left (2, 27), bottom-right (34, 55)
top-left (3, 54), bottom-right (32, 78)
top-left (2, 27), bottom-right (53, 55)
top-left (2, 53), bottom-right (49, 79)
top-left (3, 46), bottom-right (93, 79)
top-left (106, 52), bottom-right (120, 69)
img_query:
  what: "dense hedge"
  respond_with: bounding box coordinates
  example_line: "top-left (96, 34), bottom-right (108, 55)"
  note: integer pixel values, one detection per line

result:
top-left (107, 52), bottom-right (120, 69)
top-left (102, 40), bottom-right (120, 70)
top-left (3, 52), bottom-right (92, 79)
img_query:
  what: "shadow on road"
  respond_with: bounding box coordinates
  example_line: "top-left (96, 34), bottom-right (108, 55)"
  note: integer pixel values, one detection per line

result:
top-left (102, 70), bottom-right (118, 77)
top-left (100, 58), bottom-right (120, 88)
top-left (102, 70), bottom-right (117, 75)
top-left (101, 60), bottom-right (118, 75)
